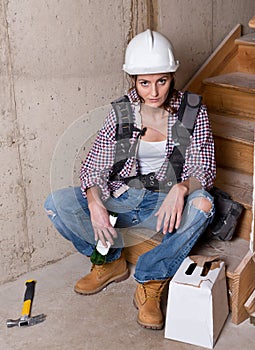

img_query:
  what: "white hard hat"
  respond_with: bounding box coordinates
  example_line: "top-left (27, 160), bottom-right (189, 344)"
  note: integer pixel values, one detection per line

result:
top-left (123, 29), bottom-right (180, 75)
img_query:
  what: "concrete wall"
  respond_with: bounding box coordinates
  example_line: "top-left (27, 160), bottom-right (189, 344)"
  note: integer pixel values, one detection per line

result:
top-left (0, 0), bottom-right (254, 284)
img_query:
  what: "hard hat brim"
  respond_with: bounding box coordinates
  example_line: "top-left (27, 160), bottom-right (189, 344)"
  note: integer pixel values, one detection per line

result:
top-left (123, 62), bottom-right (180, 75)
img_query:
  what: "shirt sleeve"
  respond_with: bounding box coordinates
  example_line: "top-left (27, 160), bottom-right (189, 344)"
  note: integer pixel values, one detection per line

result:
top-left (79, 108), bottom-right (117, 199)
top-left (182, 104), bottom-right (216, 189)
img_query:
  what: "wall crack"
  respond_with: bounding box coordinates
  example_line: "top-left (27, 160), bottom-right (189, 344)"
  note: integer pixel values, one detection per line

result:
top-left (2, 0), bottom-right (31, 270)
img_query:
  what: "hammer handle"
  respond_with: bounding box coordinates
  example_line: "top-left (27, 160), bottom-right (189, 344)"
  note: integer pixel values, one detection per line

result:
top-left (21, 280), bottom-right (36, 317)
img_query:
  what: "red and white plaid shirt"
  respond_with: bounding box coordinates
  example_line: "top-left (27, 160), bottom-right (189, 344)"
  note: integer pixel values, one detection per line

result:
top-left (80, 89), bottom-right (216, 200)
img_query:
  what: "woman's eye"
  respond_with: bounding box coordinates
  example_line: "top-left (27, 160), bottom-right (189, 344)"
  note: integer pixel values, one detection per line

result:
top-left (140, 81), bottom-right (149, 87)
top-left (159, 79), bottom-right (167, 85)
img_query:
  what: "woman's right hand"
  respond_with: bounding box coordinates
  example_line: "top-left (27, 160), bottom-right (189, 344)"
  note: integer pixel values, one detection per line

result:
top-left (86, 187), bottom-right (117, 247)
top-left (89, 202), bottom-right (117, 247)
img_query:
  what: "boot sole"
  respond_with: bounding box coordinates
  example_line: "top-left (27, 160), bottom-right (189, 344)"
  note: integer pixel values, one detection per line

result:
top-left (133, 297), bottom-right (164, 330)
top-left (74, 269), bottom-right (130, 295)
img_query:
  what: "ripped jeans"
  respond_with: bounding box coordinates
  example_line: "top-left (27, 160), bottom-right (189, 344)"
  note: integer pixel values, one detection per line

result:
top-left (44, 187), bottom-right (214, 283)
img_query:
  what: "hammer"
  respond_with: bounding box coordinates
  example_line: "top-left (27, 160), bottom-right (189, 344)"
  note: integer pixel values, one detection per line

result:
top-left (6, 279), bottom-right (46, 328)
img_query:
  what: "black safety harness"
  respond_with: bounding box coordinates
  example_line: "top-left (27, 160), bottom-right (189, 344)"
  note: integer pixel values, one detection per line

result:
top-left (110, 91), bottom-right (202, 193)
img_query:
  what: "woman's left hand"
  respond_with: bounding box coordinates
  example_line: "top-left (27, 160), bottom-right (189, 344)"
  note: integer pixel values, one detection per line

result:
top-left (155, 183), bottom-right (188, 234)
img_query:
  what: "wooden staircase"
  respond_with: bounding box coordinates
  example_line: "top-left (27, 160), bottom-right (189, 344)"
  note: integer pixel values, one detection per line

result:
top-left (203, 72), bottom-right (255, 242)
top-left (123, 24), bottom-right (255, 325)
top-left (196, 31), bottom-right (255, 246)
top-left (190, 30), bottom-right (255, 323)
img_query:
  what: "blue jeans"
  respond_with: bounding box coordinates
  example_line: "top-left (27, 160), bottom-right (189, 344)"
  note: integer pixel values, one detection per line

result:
top-left (44, 187), bottom-right (214, 283)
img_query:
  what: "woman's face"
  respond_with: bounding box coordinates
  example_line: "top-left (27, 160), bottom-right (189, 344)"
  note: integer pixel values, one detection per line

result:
top-left (135, 73), bottom-right (172, 108)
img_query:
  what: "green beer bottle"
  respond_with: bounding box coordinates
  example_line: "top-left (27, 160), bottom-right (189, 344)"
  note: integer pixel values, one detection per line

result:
top-left (90, 212), bottom-right (118, 265)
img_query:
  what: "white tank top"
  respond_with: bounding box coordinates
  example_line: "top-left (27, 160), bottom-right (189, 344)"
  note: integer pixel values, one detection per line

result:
top-left (137, 139), bottom-right (166, 175)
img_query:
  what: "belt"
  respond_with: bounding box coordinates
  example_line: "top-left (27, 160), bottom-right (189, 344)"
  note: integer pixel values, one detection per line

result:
top-left (112, 172), bottom-right (174, 193)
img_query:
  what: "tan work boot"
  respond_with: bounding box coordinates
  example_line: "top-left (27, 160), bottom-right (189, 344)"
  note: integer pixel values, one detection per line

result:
top-left (74, 252), bottom-right (129, 295)
top-left (133, 279), bottom-right (169, 330)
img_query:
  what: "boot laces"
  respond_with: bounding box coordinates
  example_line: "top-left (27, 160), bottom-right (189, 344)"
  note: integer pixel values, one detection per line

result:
top-left (143, 283), bottom-right (165, 301)
top-left (91, 264), bottom-right (106, 278)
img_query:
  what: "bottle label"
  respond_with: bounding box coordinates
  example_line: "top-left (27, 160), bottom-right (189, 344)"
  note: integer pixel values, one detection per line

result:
top-left (96, 240), bottom-right (111, 256)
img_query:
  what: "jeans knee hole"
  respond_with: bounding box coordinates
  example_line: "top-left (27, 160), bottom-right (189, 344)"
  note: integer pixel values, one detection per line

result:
top-left (191, 197), bottom-right (212, 213)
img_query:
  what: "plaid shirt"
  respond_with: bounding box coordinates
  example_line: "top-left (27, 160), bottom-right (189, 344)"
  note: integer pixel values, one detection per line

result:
top-left (80, 89), bottom-right (216, 200)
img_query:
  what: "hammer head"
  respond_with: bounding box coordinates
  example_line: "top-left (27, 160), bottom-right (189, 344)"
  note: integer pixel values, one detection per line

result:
top-left (6, 313), bottom-right (46, 328)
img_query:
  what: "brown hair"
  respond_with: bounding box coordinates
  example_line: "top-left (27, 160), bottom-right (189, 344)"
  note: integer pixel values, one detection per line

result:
top-left (128, 73), bottom-right (179, 114)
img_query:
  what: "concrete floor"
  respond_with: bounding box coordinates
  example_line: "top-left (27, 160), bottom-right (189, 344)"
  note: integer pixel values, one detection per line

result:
top-left (0, 253), bottom-right (254, 350)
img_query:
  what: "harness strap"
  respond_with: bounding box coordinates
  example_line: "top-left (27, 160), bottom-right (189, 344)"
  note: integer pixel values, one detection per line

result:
top-left (178, 91), bottom-right (202, 130)
top-left (111, 96), bottom-right (141, 175)
top-left (165, 91), bottom-right (201, 185)
top-left (111, 95), bottom-right (133, 140)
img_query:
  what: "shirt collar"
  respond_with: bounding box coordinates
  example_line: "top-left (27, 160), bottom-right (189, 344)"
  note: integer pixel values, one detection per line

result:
top-left (127, 88), bottom-right (140, 103)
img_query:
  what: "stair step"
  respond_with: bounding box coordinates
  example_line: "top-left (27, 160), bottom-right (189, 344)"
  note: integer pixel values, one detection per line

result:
top-left (214, 136), bottom-right (253, 174)
top-left (210, 113), bottom-right (254, 174)
top-left (214, 167), bottom-right (253, 207)
top-left (235, 33), bottom-right (255, 46)
top-left (210, 113), bottom-right (254, 143)
top-left (203, 72), bottom-right (255, 117)
top-left (204, 72), bottom-right (255, 92)
top-left (235, 34), bottom-right (255, 74)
